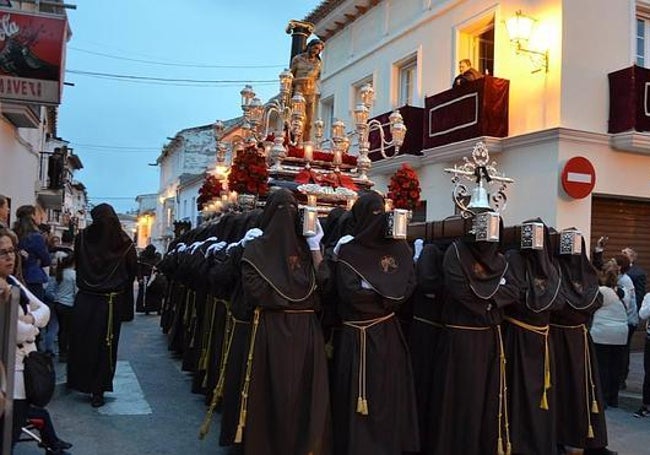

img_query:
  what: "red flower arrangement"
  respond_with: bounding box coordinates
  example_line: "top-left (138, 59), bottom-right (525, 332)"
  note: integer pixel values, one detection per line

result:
top-left (387, 164), bottom-right (421, 210)
top-left (227, 145), bottom-right (269, 197)
top-left (197, 174), bottom-right (222, 210)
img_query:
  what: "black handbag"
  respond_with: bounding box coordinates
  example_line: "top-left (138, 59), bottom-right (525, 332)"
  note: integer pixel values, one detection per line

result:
top-left (23, 350), bottom-right (56, 407)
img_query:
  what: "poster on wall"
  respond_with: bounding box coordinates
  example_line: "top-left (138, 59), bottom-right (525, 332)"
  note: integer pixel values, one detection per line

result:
top-left (0, 8), bottom-right (67, 105)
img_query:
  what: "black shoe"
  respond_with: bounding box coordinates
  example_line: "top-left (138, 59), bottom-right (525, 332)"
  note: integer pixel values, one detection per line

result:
top-left (633, 406), bottom-right (650, 417)
top-left (91, 393), bottom-right (105, 408)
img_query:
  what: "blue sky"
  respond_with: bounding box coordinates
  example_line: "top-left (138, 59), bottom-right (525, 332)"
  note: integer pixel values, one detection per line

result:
top-left (59, 0), bottom-right (322, 213)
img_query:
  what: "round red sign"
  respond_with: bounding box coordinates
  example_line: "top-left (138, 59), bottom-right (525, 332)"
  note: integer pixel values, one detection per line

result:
top-left (561, 156), bottom-right (596, 199)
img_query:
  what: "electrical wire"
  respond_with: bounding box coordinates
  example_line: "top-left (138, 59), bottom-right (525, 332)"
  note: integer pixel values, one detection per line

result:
top-left (69, 46), bottom-right (286, 69)
top-left (66, 69), bottom-right (278, 85)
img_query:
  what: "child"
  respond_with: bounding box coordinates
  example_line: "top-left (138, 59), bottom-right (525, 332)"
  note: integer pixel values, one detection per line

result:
top-left (50, 252), bottom-right (76, 362)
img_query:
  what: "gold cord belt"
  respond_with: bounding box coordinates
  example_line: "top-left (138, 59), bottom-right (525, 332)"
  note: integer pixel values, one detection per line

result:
top-left (504, 317), bottom-right (551, 411)
top-left (550, 323), bottom-right (599, 439)
top-left (282, 309), bottom-right (315, 314)
top-left (235, 307), bottom-right (262, 443)
top-left (343, 312), bottom-right (395, 416)
top-left (413, 316), bottom-right (444, 328)
top-left (105, 292), bottom-right (119, 374)
top-left (446, 322), bottom-right (511, 455)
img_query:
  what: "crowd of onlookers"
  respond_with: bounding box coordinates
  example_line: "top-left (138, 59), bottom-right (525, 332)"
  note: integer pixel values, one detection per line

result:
top-left (591, 236), bottom-right (649, 418)
top-left (0, 194), bottom-right (159, 454)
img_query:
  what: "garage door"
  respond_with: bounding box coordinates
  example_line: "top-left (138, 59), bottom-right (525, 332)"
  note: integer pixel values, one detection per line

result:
top-left (591, 196), bottom-right (650, 294)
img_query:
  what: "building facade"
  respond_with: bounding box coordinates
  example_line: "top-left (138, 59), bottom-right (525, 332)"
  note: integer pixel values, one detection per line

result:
top-left (306, 0), bottom-right (650, 272)
top-left (152, 124), bottom-right (225, 252)
top-left (0, 2), bottom-right (85, 235)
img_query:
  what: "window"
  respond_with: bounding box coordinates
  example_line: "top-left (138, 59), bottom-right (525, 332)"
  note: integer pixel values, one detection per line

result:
top-left (398, 56), bottom-right (417, 106)
top-left (637, 17), bottom-right (646, 66)
top-left (457, 13), bottom-right (495, 77)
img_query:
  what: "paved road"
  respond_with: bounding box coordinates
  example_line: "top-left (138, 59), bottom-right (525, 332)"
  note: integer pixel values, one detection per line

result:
top-left (14, 314), bottom-right (650, 454)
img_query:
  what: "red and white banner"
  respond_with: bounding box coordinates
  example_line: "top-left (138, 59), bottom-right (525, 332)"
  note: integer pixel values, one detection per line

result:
top-left (0, 8), bottom-right (67, 105)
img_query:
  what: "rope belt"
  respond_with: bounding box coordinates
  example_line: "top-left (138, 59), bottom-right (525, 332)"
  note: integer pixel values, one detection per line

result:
top-left (235, 307), bottom-right (262, 443)
top-left (281, 309), bottom-right (315, 314)
top-left (446, 323), bottom-right (511, 455)
top-left (550, 323), bottom-right (599, 439)
top-left (504, 317), bottom-right (551, 410)
top-left (413, 316), bottom-right (444, 328)
top-left (342, 312), bottom-right (395, 416)
top-left (104, 292), bottom-right (120, 375)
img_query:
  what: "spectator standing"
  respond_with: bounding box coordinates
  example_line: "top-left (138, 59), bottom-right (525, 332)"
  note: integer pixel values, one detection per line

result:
top-left (47, 252), bottom-right (76, 362)
top-left (635, 292), bottom-right (650, 418)
top-left (622, 247), bottom-right (647, 311)
top-left (12, 205), bottom-right (51, 301)
top-left (591, 262), bottom-right (629, 408)
top-left (613, 255), bottom-right (638, 389)
top-left (453, 58), bottom-right (483, 87)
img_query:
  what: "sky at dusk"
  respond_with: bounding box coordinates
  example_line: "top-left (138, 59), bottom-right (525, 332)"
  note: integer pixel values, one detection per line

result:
top-left (59, 0), bottom-right (322, 213)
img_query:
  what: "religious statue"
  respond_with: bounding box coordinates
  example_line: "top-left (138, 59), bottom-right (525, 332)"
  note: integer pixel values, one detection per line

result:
top-left (290, 38), bottom-right (324, 142)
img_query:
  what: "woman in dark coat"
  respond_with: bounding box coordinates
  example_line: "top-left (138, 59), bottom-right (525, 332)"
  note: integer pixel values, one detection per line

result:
top-left (238, 188), bottom-right (331, 455)
top-left (67, 203), bottom-right (137, 407)
top-left (329, 191), bottom-right (418, 455)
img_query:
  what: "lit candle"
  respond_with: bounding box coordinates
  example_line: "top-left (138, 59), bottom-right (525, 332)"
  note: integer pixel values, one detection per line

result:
top-left (333, 150), bottom-right (342, 166)
top-left (229, 191), bottom-right (238, 203)
top-left (385, 198), bottom-right (394, 212)
top-left (307, 194), bottom-right (318, 207)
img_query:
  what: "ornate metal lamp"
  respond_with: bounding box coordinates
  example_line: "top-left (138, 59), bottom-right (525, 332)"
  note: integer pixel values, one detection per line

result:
top-left (444, 141), bottom-right (514, 241)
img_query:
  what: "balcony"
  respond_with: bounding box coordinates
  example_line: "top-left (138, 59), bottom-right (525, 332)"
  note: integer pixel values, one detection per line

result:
top-left (423, 76), bottom-right (509, 149)
top-left (367, 77), bottom-right (509, 166)
top-left (608, 65), bottom-right (650, 154)
top-left (368, 104), bottom-right (424, 161)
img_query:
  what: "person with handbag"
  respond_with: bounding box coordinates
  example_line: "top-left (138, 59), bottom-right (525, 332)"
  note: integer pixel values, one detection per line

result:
top-left (67, 203), bottom-right (137, 408)
top-left (0, 227), bottom-right (50, 445)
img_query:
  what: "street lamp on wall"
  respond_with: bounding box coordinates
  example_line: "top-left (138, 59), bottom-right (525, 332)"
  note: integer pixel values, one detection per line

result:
top-left (506, 10), bottom-right (549, 74)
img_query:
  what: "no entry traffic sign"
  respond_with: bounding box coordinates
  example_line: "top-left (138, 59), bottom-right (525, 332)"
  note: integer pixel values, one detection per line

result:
top-left (561, 156), bottom-right (596, 199)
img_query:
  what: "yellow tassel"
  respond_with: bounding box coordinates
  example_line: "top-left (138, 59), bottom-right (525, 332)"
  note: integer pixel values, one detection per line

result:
top-left (506, 441), bottom-right (512, 455)
top-left (362, 398), bottom-right (369, 416)
top-left (544, 367), bottom-right (551, 389)
top-left (587, 424), bottom-right (594, 439)
top-left (497, 437), bottom-right (504, 455)
top-left (539, 390), bottom-right (549, 410)
top-left (234, 424), bottom-right (243, 443)
top-left (198, 410), bottom-right (213, 440)
top-left (591, 399), bottom-right (599, 414)
top-left (356, 397), bottom-right (364, 414)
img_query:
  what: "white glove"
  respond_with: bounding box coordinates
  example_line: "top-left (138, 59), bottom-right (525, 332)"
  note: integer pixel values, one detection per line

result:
top-left (190, 241), bottom-right (203, 253)
top-left (360, 279), bottom-right (373, 290)
top-left (413, 238), bottom-right (424, 262)
top-left (333, 235), bottom-right (355, 256)
top-left (226, 242), bottom-right (239, 254)
top-left (306, 219), bottom-right (324, 251)
top-left (205, 241), bottom-right (227, 258)
top-left (177, 244), bottom-right (188, 252)
top-left (240, 228), bottom-right (263, 247)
